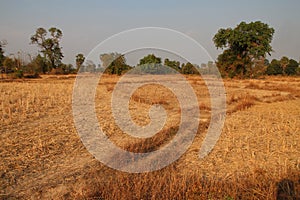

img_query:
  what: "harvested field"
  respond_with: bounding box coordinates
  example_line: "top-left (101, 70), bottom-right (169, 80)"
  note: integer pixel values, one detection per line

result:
top-left (0, 75), bottom-right (299, 199)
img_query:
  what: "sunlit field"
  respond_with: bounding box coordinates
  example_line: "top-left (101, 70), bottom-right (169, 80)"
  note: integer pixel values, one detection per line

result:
top-left (0, 75), bottom-right (299, 199)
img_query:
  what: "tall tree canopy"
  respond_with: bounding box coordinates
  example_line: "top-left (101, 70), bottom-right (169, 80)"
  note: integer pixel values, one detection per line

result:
top-left (213, 21), bottom-right (274, 78)
top-left (30, 27), bottom-right (64, 70)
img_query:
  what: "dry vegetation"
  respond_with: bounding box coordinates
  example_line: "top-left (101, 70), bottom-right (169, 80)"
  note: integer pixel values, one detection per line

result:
top-left (0, 75), bottom-right (299, 199)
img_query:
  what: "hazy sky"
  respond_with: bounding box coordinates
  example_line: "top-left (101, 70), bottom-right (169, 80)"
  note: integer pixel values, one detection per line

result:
top-left (1, 0), bottom-right (299, 65)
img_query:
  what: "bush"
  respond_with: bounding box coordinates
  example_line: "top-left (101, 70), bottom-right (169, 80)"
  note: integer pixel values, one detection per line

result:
top-left (285, 59), bottom-right (299, 75)
top-left (24, 73), bottom-right (40, 79)
top-left (14, 70), bottom-right (23, 78)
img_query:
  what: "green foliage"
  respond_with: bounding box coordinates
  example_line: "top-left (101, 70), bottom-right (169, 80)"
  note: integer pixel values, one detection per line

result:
top-left (181, 62), bottom-right (199, 74)
top-left (280, 56), bottom-right (289, 75)
top-left (60, 63), bottom-right (74, 74)
top-left (136, 54), bottom-right (174, 74)
top-left (100, 52), bottom-right (121, 68)
top-left (106, 57), bottom-right (132, 75)
top-left (266, 57), bottom-right (299, 76)
top-left (14, 70), bottom-right (24, 78)
top-left (24, 54), bottom-right (47, 74)
top-left (213, 21), bottom-right (274, 78)
top-left (75, 53), bottom-right (85, 71)
top-left (215, 49), bottom-right (246, 77)
top-left (266, 59), bottom-right (283, 75)
top-left (134, 63), bottom-right (173, 74)
top-left (35, 54), bottom-right (48, 74)
top-left (139, 54), bottom-right (161, 65)
top-left (3, 57), bottom-right (16, 73)
top-left (164, 58), bottom-right (180, 71)
top-left (30, 27), bottom-right (64, 70)
top-left (285, 59), bottom-right (299, 75)
top-left (137, 54), bottom-right (186, 74)
top-left (100, 53), bottom-right (132, 75)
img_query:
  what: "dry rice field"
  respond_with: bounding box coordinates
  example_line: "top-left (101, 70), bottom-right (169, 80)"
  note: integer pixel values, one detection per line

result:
top-left (0, 74), bottom-right (299, 199)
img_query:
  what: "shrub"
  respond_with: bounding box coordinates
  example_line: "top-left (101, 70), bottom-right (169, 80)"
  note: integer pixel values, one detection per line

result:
top-left (14, 70), bottom-right (23, 78)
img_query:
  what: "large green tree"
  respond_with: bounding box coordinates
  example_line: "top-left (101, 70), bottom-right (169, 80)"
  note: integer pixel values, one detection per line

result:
top-left (213, 21), bottom-right (274, 78)
top-left (30, 27), bottom-right (64, 71)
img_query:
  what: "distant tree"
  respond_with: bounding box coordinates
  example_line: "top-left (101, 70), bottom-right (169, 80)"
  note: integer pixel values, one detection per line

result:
top-left (137, 54), bottom-right (162, 74)
top-left (35, 54), bottom-right (48, 73)
top-left (0, 40), bottom-right (7, 67)
top-left (3, 57), bottom-right (16, 73)
top-left (108, 55), bottom-right (131, 75)
top-left (266, 59), bottom-right (283, 75)
top-left (207, 61), bottom-right (214, 68)
top-left (280, 56), bottom-right (289, 75)
top-left (75, 53), bottom-right (85, 71)
top-left (100, 52), bottom-right (121, 68)
top-left (83, 60), bottom-right (96, 73)
top-left (25, 54), bottom-right (48, 74)
top-left (207, 61), bottom-right (215, 74)
top-left (213, 21), bottom-right (275, 78)
top-left (200, 63), bottom-right (207, 68)
top-left (164, 58), bottom-right (180, 71)
top-left (30, 27), bottom-right (64, 71)
top-left (139, 54), bottom-right (161, 65)
top-left (181, 62), bottom-right (199, 74)
top-left (285, 59), bottom-right (299, 75)
top-left (24, 56), bottom-right (40, 75)
top-left (60, 63), bottom-right (73, 74)
top-left (100, 52), bottom-right (132, 75)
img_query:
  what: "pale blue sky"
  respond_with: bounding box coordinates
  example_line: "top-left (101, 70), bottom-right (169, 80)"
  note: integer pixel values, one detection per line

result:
top-left (0, 0), bottom-right (299, 65)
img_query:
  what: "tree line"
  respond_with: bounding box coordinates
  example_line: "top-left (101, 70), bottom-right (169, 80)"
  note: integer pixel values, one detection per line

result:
top-left (0, 22), bottom-right (299, 78)
top-left (77, 52), bottom-right (204, 75)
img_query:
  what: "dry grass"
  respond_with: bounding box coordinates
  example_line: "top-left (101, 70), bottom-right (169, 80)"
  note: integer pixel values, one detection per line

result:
top-left (227, 93), bottom-right (258, 113)
top-left (0, 75), bottom-right (299, 199)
